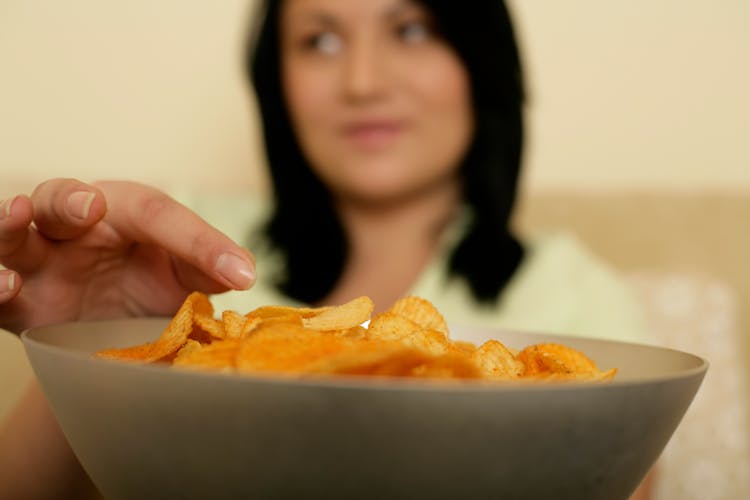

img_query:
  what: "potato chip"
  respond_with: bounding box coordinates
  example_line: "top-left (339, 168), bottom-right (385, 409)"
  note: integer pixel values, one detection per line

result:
top-left (97, 291), bottom-right (209, 362)
top-left (329, 325), bottom-right (368, 340)
top-left (96, 292), bottom-right (616, 384)
top-left (242, 316), bottom-right (263, 337)
top-left (245, 315), bottom-right (304, 338)
top-left (515, 343), bottom-right (617, 381)
top-left (173, 339), bottom-right (241, 371)
top-left (174, 339), bottom-right (202, 359)
top-left (367, 312), bottom-right (449, 356)
top-left (236, 323), bottom-right (355, 374)
top-left (306, 343), bottom-right (478, 380)
top-left (367, 312), bottom-right (420, 341)
top-left (409, 353), bottom-right (483, 380)
top-left (222, 310), bottom-right (248, 340)
top-left (472, 340), bottom-right (524, 379)
top-left (193, 314), bottom-right (224, 341)
top-left (245, 304), bottom-right (329, 321)
top-left (517, 343), bottom-right (599, 376)
top-left (302, 296), bottom-right (374, 331)
top-left (388, 296), bottom-right (449, 335)
top-left (452, 341), bottom-right (477, 354)
top-left (305, 343), bottom-right (422, 376)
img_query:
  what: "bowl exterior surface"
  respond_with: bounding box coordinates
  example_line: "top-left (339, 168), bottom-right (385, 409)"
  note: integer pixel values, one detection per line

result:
top-left (22, 319), bottom-right (707, 500)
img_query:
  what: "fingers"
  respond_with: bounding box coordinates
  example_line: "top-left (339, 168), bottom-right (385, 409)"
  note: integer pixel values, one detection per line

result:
top-left (171, 247), bottom-right (257, 294)
top-left (96, 181), bottom-right (257, 291)
top-left (2, 178), bottom-right (257, 296)
top-left (0, 196), bottom-right (49, 273)
top-left (0, 196), bottom-right (32, 255)
top-left (1, 177), bottom-right (106, 273)
top-left (31, 179), bottom-right (107, 240)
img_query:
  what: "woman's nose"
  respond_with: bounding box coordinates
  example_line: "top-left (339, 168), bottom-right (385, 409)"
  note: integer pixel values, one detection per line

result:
top-left (341, 39), bottom-right (388, 102)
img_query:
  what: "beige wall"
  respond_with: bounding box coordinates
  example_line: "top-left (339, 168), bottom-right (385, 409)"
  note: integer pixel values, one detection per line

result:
top-left (1, 0), bottom-right (749, 196)
top-left (1, 0), bottom-right (267, 196)
top-left (514, 0), bottom-right (750, 193)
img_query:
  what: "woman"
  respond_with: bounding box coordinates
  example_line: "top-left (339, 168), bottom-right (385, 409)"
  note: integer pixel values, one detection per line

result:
top-left (248, 0), bottom-right (524, 309)
top-left (0, 0), bottom-right (647, 497)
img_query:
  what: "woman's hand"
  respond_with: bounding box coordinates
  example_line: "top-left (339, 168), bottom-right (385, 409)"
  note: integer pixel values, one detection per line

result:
top-left (0, 178), bottom-right (256, 334)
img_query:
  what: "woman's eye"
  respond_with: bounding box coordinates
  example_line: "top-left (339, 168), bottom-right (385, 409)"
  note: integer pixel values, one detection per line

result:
top-left (397, 20), bottom-right (430, 43)
top-left (305, 32), bottom-right (343, 55)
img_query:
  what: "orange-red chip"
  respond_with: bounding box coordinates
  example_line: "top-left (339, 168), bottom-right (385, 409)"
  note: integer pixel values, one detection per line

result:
top-left (97, 291), bottom-right (210, 362)
top-left (388, 296), bottom-right (449, 335)
top-left (96, 293), bottom-right (616, 384)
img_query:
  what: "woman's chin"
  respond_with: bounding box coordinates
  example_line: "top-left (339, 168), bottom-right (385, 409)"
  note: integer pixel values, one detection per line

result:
top-left (334, 180), bottom-right (452, 210)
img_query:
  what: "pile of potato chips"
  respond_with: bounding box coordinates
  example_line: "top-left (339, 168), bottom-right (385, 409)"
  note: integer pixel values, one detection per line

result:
top-left (96, 292), bottom-right (616, 382)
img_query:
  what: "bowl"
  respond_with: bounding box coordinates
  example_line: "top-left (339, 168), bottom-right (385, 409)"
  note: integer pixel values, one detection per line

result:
top-left (21, 319), bottom-right (707, 500)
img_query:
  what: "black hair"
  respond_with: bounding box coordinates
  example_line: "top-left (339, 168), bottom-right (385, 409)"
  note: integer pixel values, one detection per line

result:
top-left (249, 0), bottom-right (525, 304)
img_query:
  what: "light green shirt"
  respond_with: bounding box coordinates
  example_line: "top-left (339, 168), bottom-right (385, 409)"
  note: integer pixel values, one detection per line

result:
top-left (179, 191), bottom-right (647, 344)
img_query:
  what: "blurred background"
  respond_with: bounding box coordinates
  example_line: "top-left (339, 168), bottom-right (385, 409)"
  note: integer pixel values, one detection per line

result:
top-left (1, 1), bottom-right (749, 193)
top-left (1, 0), bottom-right (749, 497)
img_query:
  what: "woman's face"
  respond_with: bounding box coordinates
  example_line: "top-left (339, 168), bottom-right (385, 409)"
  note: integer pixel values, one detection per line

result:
top-left (280, 0), bottom-right (474, 206)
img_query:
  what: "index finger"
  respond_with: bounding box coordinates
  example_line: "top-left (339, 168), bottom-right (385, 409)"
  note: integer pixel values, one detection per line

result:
top-left (96, 181), bottom-right (256, 291)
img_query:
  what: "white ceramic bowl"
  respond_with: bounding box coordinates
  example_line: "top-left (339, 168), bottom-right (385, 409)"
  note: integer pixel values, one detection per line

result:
top-left (22, 319), bottom-right (707, 500)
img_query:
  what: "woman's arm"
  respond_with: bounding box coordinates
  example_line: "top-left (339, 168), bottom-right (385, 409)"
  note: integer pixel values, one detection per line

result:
top-left (631, 468), bottom-right (655, 500)
top-left (0, 381), bottom-right (99, 499)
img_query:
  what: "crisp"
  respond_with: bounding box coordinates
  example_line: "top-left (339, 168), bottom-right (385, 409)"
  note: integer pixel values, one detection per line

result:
top-left (95, 293), bottom-right (617, 383)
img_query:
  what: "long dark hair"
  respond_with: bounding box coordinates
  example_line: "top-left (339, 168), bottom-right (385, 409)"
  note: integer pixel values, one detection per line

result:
top-left (249, 0), bottom-right (525, 304)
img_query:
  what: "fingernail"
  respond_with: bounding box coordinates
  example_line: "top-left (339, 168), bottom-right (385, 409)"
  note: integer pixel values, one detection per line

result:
top-left (66, 191), bottom-right (96, 221)
top-left (2, 272), bottom-right (15, 293)
top-left (215, 253), bottom-right (256, 290)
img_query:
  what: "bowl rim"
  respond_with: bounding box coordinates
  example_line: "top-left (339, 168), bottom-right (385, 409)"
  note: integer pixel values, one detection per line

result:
top-left (21, 317), bottom-right (709, 394)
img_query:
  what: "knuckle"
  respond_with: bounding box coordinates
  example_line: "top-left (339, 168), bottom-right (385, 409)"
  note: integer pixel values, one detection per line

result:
top-left (32, 178), bottom-right (90, 226)
top-left (136, 190), bottom-right (173, 223)
top-left (189, 230), bottom-right (218, 267)
top-left (31, 177), bottom-right (81, 198)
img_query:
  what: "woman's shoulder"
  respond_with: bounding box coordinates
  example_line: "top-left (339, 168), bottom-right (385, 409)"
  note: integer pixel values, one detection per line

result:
top-left (499, 231), bottom-right (648, 342)
top-left (513, 232), bottom-right (616, 290)
top-left (423, 231), bottom-right (648, 344)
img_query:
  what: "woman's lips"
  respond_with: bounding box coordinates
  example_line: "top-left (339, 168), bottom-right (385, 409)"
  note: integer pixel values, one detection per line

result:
top-left (342, 120), bottom-right (406, 150)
